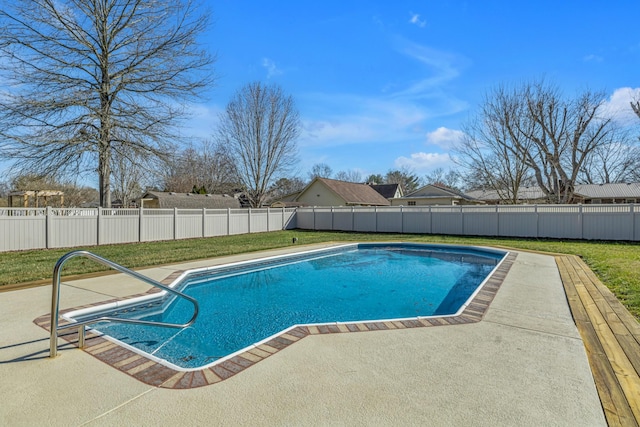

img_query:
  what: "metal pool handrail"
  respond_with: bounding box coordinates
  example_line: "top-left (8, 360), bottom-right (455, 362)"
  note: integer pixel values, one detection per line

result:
top-left (49, 250), bottom-right (199, 358)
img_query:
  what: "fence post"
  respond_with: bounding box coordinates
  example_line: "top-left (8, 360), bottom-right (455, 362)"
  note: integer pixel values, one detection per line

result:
top-left (227, 208), bottom-right (231, 235)
top-left (267, 207), bottom-right (270, 232)
top-left (374, 206), bottom-right (378, 232)
top-left (46, 206), bottom-right (52, 249)
top-left (202, 208), bottom-right (206, 238)
top-left (331, 206), bottom-right (334, 230)
top-left (97, 206), bottom-right (102, 246)
top-left (138, 207), bottom-right (143, 242)
top-left (535, 205), bottom-right (539, 238)
top-left (579, 204), bottom-right (584, 240)
top-left (282, 207), bottom-right (285, 230)
top-left (173, 207), bottom-right (178, 240)
top-left (400, 206), bottom-right (404, 233)
top-left (632, 204), bottom-right (636, 241)
top-left (248, 207), bottom-right (251, 233)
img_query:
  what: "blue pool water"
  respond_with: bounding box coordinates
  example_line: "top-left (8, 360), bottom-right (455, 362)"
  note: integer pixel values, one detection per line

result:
top-left (75, 243), bottom-right (505, 369)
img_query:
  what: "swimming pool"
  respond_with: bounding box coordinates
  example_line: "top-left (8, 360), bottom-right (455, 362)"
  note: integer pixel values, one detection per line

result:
top-left (66, 243), bottom-right (507, 370)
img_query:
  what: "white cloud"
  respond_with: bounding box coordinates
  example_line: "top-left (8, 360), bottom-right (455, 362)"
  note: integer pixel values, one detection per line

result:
top-left (409, 12), bottom-right (426, 28)
top-left (600, 87), bottom-right (640, 125)
top-left (390, 38), bottom-right (468, 101)
top-left (426, 127), bottom-right (465, 149)
top-left (261, 58), bottom-right (283, 79)
top-left (583, 54), bottom-right (603, 62)
top-left (394, 152), bottom-right (454, 172)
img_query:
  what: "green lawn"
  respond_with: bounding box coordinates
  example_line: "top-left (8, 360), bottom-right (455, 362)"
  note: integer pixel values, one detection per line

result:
top-left (1, 230), bottom-right (639, 319)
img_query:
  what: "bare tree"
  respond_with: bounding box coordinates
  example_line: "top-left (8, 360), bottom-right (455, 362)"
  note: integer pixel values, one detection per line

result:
top-left (308, 163), bottom-right (333, 180)
top-left (160, 140), bottom-right (238, 193)
top-left (457, 80), bottom-right (627, 203)
top-left (216, 82), bottom-right (300, 207)
top-left (579, 141), bottom-right (640, 184)
top-left (334, 170), bottom-right (363, 183)
top-left (268, 177), bottom-right (306, 200)
top-left (0, 0), bottom-right (215, 207)
top-left (424, 167), bottom-right (463, 190)
top-left (454, 93), bottom-right (534, 203)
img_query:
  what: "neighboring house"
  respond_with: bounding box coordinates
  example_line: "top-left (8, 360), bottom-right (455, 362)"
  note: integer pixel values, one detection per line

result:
top-left (391, 184), bottom-right (483, 206)
top-left (465, 187), bottom-right (549, 205)
top-left (139, 191), bottom-right (241, 209)
top-left (467, 182), bottom-right (640, 204)
top-left (292, 177), bottom-right (391, 207)
top-left (370, 183), bottom-right (403, 200)
top-left (573, 183), bottom-right (640, 204)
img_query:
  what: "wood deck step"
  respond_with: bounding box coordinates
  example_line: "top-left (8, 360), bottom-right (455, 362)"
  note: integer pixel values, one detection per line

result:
top-left (556, 255), bottom-right (640, 427)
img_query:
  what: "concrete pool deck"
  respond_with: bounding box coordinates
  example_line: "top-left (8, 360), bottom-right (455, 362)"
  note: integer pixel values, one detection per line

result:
top-left (0, 245), bottom-right (606, 426)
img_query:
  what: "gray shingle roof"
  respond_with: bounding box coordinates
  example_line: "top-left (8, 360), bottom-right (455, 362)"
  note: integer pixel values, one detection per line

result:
top-left (142, 191), bottom-right (241, 209)
top-left (466, 183), bottom-right (640, 202)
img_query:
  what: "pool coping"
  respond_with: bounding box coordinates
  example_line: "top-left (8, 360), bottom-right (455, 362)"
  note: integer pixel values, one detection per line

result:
top-left (34, 251), bottom-right (518, 389)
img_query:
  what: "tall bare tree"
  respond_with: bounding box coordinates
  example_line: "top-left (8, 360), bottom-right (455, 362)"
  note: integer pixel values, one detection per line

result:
top-left (454, 92), bottom-right (535, 203)
top-left (216, 82), bottom-right (300, 207)
top-left (457, 80), bottom-right (627, 203)
top-left (0, 0), bottom-right (215, 207)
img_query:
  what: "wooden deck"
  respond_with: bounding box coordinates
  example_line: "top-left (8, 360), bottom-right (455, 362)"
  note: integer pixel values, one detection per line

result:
top-left (556, 255), bottom-right (640, 427)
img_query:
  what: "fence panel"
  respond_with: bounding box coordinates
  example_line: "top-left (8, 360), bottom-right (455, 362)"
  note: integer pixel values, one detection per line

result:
top-left (353, 208), bottom-right (376, 232)
top-left (431, 207), bottom-right (463, 235)
top-left (332, 208), bottom-right (353, 231)
top-left (462, 206), bottom-right (499, 236)
top-left (176, 209), bottom-right (204, 239)
top-left (49, 209), bottom-right (98, 248)
top-left (140, 209), bottom-right (174, 242)
top-left (229, 210), bottom-right (250, 235)
top-left (204, 209), bottom-right (229, 237)
top-left (0, 209), bottom-right (46, 251)
top-left (402, 208), bottom-right (431, 234)
top-left (376, 208), bottom-right (403, 233)
top-left (494, 206), bottom-right (538, 237)
top-left (582, 205), bottom-right (635, 241)
top-left (250, 209), bottom-right (269, 233)
top-left (537, 206), bottom-right (582, 239)
top-left (99, 209), bottom-right (139, 244)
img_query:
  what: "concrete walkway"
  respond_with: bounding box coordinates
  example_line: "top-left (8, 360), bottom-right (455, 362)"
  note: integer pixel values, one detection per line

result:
top-left (0, 246), bottom-right (606, 426)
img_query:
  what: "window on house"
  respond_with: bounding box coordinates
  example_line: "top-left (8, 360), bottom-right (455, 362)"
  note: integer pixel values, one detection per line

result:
top-left (625, 199), bottom-right (636, 204)
top-left (407, 201), bottom-right (416, 206)
top-left (591, 199), bottom-right (601, 204)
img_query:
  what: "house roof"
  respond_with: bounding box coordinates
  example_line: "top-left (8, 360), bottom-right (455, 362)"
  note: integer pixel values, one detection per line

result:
top-left (576, 183), bottom-right (640, 199)
top-left (403, 184), bottom-right (479, 201)
top-left (299, 178), bottom-right (391, 206)
top-left (141, 191), bottom-right (241, 209)
top-left (466, 187), bottom-right (548, 201)
top-left (467, 183), bottom-right (640, 202)
top-left (369, 183), bottom-right (402, 199)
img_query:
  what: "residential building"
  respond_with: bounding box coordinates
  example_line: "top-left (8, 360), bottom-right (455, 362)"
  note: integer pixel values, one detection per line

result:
top-left (292, 177), bottom-right (391, 207)
top-left (391, 184), bottom-right (483, 206)
top-left (139, 191), bottom-right (241, 209)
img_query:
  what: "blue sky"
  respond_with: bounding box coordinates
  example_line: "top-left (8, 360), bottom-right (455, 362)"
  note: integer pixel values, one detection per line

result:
top-left (185, 0), bottom-right (640, 181)
top-left (2, 1), bottom-right (640, 186)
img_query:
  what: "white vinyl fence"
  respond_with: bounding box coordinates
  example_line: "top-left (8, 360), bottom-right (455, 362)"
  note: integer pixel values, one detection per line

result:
top-left (1, 204), bottom-right (638, 252)
top-left (296, 205), bottom-right (640, 241)
top-left (0, 207), bottom-right (297, 252)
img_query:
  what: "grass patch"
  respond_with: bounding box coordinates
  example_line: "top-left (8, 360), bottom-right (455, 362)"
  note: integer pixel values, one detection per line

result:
top-left (1, 230), bottom-right (639, 319)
